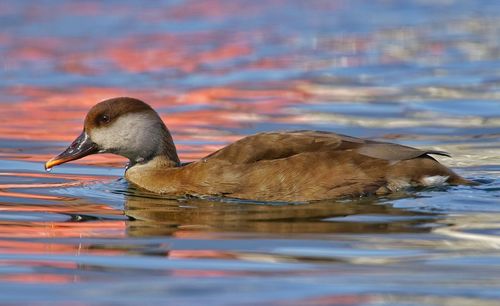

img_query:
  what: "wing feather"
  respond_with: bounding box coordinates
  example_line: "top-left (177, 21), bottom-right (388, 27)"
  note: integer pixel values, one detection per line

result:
top-left (204, 130), bottom-right (449, 164)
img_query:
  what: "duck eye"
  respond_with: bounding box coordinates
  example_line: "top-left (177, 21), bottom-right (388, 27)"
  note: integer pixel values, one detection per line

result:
top-left (100, 114), bottom-right (110, 124)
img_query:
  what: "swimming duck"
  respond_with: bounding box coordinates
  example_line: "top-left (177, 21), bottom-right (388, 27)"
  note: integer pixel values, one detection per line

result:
top-left (45, 97), bottom-right (471, 202)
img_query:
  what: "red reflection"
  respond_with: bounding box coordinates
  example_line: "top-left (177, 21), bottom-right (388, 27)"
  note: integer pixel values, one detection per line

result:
top-left (273, 294), bottom-right (372, 306)
top-left (0, 0), bottom-right (328, 169)
top-left (0, 272), bottom-right (79, 284)
top-left (0, 82), bottom-right (308, 163)
top-left (112, 42), bottom-right (251, 73)
top-left (0, 221), bottom-right (125, 238)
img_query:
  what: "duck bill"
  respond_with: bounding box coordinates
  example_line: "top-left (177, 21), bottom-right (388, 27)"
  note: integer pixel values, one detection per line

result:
top-left (45, 132), bottom-right (98, 170)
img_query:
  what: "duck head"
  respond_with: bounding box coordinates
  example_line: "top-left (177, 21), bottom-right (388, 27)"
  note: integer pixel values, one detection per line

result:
top-left (45, 97), bottom-right (180, 170)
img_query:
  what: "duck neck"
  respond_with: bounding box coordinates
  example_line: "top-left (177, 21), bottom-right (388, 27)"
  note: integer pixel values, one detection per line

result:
top-left (128, 126), bottom-right (180, 169)
top-left (124, 152), bottom-right (185, 195)
top-left (157, 128), bottom-right (180, 167)
top-left (128, 154), bottom-right (179, 171)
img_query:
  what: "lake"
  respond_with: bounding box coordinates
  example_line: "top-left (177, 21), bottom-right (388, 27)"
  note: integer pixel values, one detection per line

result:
top-left (0, 0), bottom-right (499, 305)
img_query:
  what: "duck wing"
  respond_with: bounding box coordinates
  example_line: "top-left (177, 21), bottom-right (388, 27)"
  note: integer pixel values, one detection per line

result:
top-left (204, 130), bottom-right (449, 164)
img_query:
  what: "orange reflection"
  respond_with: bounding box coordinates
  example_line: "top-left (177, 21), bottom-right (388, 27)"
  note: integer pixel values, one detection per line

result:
top-left (0, 273), bottom-right (79, 284)
top-left (0, 82), bottom-right (308, 163)
top-left (0, 191), bottom-right (61, 201)
top-left (0, 221), bottom-right (126, 238)
top-left (108, 41), bottom-right (252, 74)
top-left (274, 294), bottom-right (372, 306)
top-left (0, 6), bottom-right (321, 168)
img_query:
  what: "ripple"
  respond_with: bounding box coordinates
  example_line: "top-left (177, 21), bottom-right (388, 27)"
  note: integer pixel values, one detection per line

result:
top-left (0, 211), bottom-right (70, 222)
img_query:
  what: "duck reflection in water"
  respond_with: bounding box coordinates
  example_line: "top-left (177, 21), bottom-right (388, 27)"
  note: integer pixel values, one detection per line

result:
top-left (123, 187), bottom-right (441, 237)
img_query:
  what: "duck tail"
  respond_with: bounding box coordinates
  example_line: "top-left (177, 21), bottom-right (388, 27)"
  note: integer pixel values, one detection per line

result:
top-left (448, 174), bottom-right (479, 186)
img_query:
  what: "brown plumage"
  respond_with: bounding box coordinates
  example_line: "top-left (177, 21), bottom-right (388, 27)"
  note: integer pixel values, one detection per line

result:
top-left (45, 97), bottom-right (473, 202)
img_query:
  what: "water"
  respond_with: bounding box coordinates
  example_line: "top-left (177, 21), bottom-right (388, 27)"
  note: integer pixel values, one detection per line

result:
top-left (1, 0), bottom-right (499, 305)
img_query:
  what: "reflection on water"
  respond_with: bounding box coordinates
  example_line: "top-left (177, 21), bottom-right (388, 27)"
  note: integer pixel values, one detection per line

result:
top-left (0, 0), bottom-right (500, 305)
top-left (125, 191), bottom-right (440, 237)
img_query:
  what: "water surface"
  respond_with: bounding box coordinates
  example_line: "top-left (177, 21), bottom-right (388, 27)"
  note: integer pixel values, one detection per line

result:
top-left (0, 1), bottom-right (499, 305)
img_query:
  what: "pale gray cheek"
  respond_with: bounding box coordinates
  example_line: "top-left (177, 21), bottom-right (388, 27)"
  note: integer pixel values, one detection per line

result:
top-left (89, 112), bottom-right (161, 159)
top-left (91, 127), bottom-right (126, 151)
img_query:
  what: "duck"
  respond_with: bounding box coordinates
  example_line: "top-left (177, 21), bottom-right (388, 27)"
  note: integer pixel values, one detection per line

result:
top-left (45, 97), bottom-right (472, 202)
